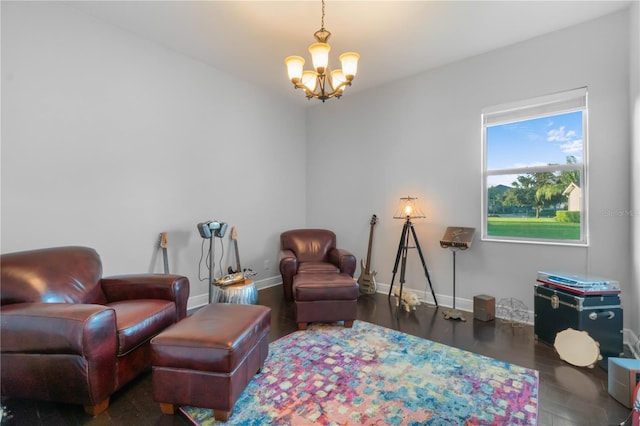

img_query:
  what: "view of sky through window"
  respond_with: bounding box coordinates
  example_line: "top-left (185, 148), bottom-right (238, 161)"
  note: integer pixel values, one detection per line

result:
top-left (486, 110), bottom-right (583, 171)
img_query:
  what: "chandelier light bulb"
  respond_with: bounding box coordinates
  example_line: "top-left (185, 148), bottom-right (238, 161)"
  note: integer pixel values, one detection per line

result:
top-left (309, 42), bottom-right (330, 75)
top-left (330, 69), bottom-right (346, 91)
top-left (339, 52), bottom-right (360, 79)
top-left (285, 56), bottom-right (305, 83)
top-left (302, 70), bottom-right (318, 92)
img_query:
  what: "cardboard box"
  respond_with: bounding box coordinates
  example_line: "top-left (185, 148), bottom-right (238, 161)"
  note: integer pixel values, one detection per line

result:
top-left (608, 357), bottom-right (640, 408)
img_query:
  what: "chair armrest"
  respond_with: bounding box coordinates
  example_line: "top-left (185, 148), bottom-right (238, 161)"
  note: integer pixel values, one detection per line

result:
top-left (278, 249), bottom-right (298, 276)
top-left (101, 274), bottom-right (190, 320)
top-left (329, 248), bottom-right (357, 277)
top-left (1, 303), bottom-right (117, 357)
top-left (278, 249), bottom-right (298, 300)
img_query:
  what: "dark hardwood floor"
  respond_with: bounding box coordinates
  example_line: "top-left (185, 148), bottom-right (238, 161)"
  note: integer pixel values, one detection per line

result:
top-left (1, 285), bottom-right (633, 426)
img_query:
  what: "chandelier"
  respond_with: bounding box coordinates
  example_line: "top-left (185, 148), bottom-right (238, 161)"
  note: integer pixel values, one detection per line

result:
top-left (284, 0), bottom-right (360, 102)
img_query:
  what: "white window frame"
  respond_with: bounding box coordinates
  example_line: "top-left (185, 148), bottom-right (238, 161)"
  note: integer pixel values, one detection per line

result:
top-left (481, 87), bottom-right (589, 246)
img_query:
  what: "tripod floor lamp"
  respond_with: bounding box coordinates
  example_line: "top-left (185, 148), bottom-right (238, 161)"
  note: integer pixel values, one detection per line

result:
top-left (388, 196), bottom-right (438, 308)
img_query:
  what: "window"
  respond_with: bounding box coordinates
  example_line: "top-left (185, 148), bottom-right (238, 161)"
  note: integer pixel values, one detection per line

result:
top-left (481, 88), bottom-right (588, 245)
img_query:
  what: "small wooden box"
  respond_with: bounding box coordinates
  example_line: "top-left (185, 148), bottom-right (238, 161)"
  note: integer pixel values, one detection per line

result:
top-left (474, 294), bottom-right (495, 321)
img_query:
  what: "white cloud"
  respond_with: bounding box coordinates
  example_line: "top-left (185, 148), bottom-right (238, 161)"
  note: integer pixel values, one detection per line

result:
top-left (547, 126), bottom-right (577, 142)
top-left (560, 139), bottom-right (583, 154)
top-left (548, 126), bottom-right (582, 158)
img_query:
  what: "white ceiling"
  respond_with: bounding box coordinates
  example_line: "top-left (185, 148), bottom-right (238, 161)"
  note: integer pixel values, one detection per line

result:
top-left (65, 1), bottom-right (631, 107)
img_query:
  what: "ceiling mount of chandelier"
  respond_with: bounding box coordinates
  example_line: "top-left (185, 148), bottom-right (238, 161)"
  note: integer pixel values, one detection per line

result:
top-left (284, 0), bottom-right (360, 102)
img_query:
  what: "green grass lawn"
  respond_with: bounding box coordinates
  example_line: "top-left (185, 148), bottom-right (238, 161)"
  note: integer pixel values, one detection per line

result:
top-left (487, 217), bottom-right (580, 240)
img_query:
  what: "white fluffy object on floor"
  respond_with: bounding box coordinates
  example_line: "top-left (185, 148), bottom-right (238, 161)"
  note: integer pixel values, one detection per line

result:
top-left (393, 288), bottom-right (421, 312)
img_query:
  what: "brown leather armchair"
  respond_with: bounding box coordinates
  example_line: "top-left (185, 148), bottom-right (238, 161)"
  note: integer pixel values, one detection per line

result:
top-left (0, 246), bottom-right (190, 415)
top-left (278, 229), bottom-right (356, 300)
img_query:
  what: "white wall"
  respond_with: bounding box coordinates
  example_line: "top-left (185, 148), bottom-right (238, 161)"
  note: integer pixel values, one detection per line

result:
top-left (629, 0), bottom-right (640, 342)
top-left (306, 10), bottom-right (634, 330)
top-left (0, 2), bottom-right (306, 308)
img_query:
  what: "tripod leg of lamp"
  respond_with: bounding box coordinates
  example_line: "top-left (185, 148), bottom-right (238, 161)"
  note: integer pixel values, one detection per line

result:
top-left (408, 223), bottom-right (438, 307)
top-left (388, 220), bottom-right (410, 299)
top-left (397, 225), bottom-right (411, 307)
top-left (443, 249), bottom-right (466, 321)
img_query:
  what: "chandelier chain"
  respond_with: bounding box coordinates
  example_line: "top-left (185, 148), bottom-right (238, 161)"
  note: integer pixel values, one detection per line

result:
top-left (321, 0), bottom-right (325, 30)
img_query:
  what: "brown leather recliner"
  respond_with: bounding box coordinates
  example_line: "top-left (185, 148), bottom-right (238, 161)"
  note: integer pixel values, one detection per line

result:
top-left (0, 246), bottom-right (190, 415)
top-left (278, 229), bottom-right (356, 300)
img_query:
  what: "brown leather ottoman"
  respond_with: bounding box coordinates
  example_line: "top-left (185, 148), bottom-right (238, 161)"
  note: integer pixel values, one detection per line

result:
top-left (293, 272), bottom-right (359, 330)
top-left (151, 303), bottom-right (271, 421)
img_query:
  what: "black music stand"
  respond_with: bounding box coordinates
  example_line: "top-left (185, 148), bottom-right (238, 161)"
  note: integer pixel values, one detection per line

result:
top-left (439, 226), bottom-right (475, 321)
top-left (388, 217), bottom-right (438, 308)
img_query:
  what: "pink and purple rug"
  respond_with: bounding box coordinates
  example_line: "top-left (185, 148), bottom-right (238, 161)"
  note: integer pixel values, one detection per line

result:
top-left (181, 320), bottom-right (538, 425)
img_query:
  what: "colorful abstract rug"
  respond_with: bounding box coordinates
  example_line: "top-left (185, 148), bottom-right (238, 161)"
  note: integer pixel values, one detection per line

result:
top-left (180, 320), bottom-right (538, 425)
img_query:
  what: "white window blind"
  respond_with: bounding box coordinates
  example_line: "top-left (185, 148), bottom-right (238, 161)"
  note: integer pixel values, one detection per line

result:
top-left (482, 87), bottom-right (587, 127)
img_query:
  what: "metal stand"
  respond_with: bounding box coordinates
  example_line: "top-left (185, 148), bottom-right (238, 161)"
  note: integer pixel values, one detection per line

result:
top-left (388, 218), bottom-right (438, 307)
top-left (443, 248), bottom-right (466, 321)
top-left (208, 237), bottom-right (215, 304)
top-left (439, 226), bottom-right (475, 322)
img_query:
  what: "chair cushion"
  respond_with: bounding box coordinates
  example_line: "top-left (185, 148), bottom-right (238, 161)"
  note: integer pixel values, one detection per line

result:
top-left (108, 299), bottom-right (176, 356)
top-left (297, 261), bottom-right (339, 274)
top-left (293, 273), bottom-right (359, 302)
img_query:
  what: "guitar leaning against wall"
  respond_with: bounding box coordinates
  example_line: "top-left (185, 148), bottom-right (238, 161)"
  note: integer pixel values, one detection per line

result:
top-left (358, 214), bottom-right (378, 294)
top-left (227, 226), bottom-right (242, 275)
top-left (160, 232), bottom-right (169, 274)
top-left (225, 226), bottom-right (257, 281)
